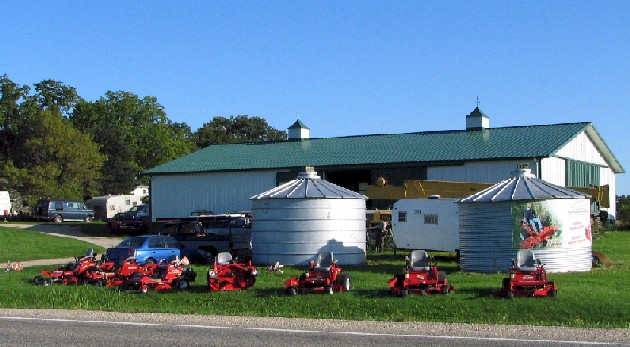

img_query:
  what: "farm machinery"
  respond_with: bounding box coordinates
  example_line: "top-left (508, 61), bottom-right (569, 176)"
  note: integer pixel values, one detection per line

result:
top-left (85, 257), bottom-right (156, 287)
top-left (496, 249), bottom-right (557, 298)
top-left (388, 250), bottom-right (454, 297)
top-left (284, 252), bottom-right (352, 295)
top-left (33, 249), bottom-right (107, 286)
top-left (207, 252), bottom-right (257, 291)
top-left (518, 221), bottom-right (558, 249)
top-left (121, 257), bottom-right (197, 294)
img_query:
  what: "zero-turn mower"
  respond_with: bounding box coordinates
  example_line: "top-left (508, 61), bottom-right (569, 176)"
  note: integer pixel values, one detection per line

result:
top-left (207, 252), bottom-right (257, 291)
top-left (388, 249), bottom-right (454, 297)
top-left (496, 249), bottom-right (557, 298)
top-left (284, 252), bottom-right (352, 295)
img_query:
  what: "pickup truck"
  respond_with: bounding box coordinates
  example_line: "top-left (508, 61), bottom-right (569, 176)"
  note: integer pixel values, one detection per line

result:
top-left (107, 204), bottom-right (150, 235)
top-left (158, 213), bottom-right (252, 263)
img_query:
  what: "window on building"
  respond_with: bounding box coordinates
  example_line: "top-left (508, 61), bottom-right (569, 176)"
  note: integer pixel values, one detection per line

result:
top-left (398, 211), bottom-right (407, 222)
top-left (566, 159), bottom-right (600, 187)
top-left (424, 214), bottom-right (438, 225)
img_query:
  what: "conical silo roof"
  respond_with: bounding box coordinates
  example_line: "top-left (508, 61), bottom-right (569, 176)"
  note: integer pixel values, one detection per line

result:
top-left (458, 168), bottom-right (590, 203)
top-left (250, 171), bottom-right (367, 200)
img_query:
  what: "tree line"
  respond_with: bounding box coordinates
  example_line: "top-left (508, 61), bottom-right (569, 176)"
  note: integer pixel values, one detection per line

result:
top-left (0, 74), bottom-right (287, 211)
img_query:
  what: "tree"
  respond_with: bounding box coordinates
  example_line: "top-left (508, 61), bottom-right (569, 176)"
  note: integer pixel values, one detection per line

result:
top-left (616, 195), bottom-right (630, 229)
top-left (71, 91), bottom-right (196, 194)
top-left (0, 74), bottom-right (30, 159)
top-left (195, 115), bottom-right (287, 148)
top-left (2, 110), bottom-right (105, 206)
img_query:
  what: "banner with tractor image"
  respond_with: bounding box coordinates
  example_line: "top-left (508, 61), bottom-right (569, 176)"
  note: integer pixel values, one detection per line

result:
top-left (511, 199), bottom-right (592, 250)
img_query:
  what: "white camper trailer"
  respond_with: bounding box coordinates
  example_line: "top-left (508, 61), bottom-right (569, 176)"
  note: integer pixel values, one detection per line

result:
top-left (0, 191), bottom-right (12, 219)
top-left (392, 198), bottom-right (459, 252)
top-left (89, 195), bottom-right (143, 220)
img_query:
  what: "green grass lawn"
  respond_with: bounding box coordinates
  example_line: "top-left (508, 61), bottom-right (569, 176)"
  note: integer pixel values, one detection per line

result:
top-left (0, 226), bottom-right (628, 328)
top-left (0, 226), bottom-right (106, 260)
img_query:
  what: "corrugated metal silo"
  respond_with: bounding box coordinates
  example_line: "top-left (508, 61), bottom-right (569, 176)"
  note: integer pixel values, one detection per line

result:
top-left (250, 171), bottom-right (367, 265)
top-left (457, 168), bottom-right (592, 273)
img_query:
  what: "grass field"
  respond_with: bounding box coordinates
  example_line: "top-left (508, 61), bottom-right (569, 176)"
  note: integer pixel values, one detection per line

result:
top-left (0, 226), bottom-right (628, 328)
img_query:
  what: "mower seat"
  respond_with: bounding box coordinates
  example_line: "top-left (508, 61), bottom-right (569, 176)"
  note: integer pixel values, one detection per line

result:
top-left (409, 250), bottom-right (430, 271)
top-left (216, 252), bottom-right (233, 265)
top-left (313, 252), bottom-right (333, 272)
top-left (516, 249), bottom-right (537, 272)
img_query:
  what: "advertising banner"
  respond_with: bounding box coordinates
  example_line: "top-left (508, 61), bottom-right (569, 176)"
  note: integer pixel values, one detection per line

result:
top-left (511, 199), bottom-right (591, 249)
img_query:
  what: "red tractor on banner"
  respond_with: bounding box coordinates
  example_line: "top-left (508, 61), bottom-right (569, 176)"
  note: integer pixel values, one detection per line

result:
top-left (519, 221), bottom-right (558, 249)
top-left (207, 252), bottom-right (258, 291)
top-left (284, 252), bottom-right (352, 295)
top-left (496, 249), bottom-right (558, 298)
top-left (388, 250), bottom-right (454, 297)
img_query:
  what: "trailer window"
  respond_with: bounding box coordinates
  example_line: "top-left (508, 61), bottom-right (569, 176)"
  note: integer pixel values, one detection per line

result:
top-left (398, 211), bottom-right (407, 222)
top-left (424, 214), bottom-right (438, 225)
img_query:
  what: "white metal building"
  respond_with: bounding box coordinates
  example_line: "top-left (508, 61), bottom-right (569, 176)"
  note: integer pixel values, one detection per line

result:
top-left (145, 109), bottom-right (623, 221)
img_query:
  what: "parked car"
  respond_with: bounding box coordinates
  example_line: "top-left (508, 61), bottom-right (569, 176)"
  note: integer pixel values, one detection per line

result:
top-left (33, 199), bottom-right (94, 222)
top-left (106, 235), bottom-right (181, 265)
top-left (107, 204), bottom-right (150, 235)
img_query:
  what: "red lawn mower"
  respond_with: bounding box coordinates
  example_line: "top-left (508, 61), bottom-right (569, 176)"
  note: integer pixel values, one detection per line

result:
top-left (388, 250), bottom-right (454, 297)
top-left (207, 252), bottom-right (257, 291)
top-left (284, 252), bottom-right (352, 295)
top-left (122, 258), bottom-right (197, 294)
top-left (33, 249), bottom-right (102, 286)
top-left (85, 257), bottom-right (156, 287)
top-left (496, 249), bottom-right (557, 298)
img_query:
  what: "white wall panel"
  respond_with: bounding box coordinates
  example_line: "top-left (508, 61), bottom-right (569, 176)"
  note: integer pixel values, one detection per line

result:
top-left (600, 167), bottom-right (617, 215)
top-left (428, 160), bottom-right (538, 184)
top-left (556, 132), bottom-right (607, 165)
top-left (150, 171), bottom-right (277, 221)
top-left (540, 157), bottom-right (566, 186)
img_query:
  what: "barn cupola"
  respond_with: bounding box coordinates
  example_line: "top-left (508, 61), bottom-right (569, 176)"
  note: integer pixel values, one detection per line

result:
top-left (288, 119), bottom-right (310, 140)
top-left (466, 106), bottom-right (489, 130)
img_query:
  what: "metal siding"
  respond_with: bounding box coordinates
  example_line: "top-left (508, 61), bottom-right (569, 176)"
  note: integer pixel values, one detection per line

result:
top-left (540, 157), bottom-right (566, 186)
top-left (555, 131), bottom-right (607, 165)
top-left (428, 160), bottom-right (537, 183)
top-left (600, 167), bottom-right (617, 216)
top-left (151, 171), bottom-right (277, 221)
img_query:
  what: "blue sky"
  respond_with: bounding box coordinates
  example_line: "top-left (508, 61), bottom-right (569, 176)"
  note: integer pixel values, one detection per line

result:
top-left (2, 2), bottom-right (629, 195)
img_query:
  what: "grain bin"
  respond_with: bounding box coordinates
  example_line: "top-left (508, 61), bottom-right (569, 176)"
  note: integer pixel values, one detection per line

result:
top-left (457, 168), bottom-right (592, 273)
top-left (250, 171), bottom-right (367, 265)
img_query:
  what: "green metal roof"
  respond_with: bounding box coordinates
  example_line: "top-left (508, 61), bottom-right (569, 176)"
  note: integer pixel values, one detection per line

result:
top-left (145, 122), bottom-right (624, 175)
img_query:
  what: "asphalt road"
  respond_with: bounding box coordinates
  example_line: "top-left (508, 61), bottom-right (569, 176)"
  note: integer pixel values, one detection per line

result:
top-left (0, 309), bottom-right (628, 347)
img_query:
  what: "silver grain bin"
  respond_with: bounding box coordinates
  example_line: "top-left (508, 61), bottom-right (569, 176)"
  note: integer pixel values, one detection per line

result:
top-left (457, 168), bottom-right (592, 273)
top-left (250, 171), bottom-right (367, 265)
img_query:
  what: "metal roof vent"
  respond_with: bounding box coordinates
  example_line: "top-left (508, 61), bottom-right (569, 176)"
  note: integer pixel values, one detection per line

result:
top-left (466, 106), bottom-right (489, 130)
top-left (288, 119), bottom-right (310, 140)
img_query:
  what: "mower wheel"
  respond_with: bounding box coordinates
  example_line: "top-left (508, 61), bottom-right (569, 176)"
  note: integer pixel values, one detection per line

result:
top-left (438, 271), bottom-right (446, 281)
top-left (338, 274), bottom-right (352, 291)
top-left (325, 286), bottom-right (333, 295)
top-left (141, 286), bottom-right (148, 295)
top-left (176, 279), bottom-right (190, 290)
top-left (93, 281), bottom-right (102, 288)
top-left (286, 287), bottom-right (297, 296)
top-left (549, 289), bottom-right (557, 297)
top-left (144, 258), bottom-right (156, 265)
top-left (33, 275), bottom-right (45, 286)
top-left (506, 290), bottom-right (514, 299)
top-left (441, 285), bottom-right (449, 295)
top-left (400, 287), bottom-right (409, 297)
